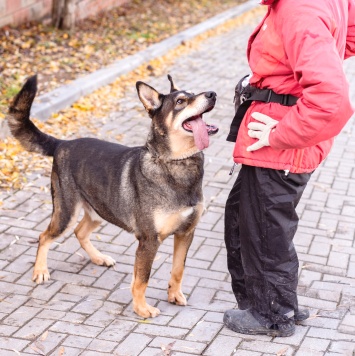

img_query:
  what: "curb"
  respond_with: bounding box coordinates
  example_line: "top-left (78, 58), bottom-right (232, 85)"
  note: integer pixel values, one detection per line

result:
top-left (30, 0), bottom-right (258, 121)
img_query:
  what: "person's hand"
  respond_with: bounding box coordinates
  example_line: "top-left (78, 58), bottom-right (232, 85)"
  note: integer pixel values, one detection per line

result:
top-left (246, 112), bottom-right (278, 152)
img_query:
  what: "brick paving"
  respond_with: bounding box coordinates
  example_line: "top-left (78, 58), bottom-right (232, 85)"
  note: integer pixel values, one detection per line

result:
top-left (1, 8), bottom-right (355, 356)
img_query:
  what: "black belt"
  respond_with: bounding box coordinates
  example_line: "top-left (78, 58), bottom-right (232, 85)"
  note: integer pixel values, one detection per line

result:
top-left (226, 87), bottom-right (299, 143)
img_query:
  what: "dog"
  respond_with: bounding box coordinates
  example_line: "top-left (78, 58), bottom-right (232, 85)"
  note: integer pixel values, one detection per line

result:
top-left (6, 75), bottom-right (218, 318)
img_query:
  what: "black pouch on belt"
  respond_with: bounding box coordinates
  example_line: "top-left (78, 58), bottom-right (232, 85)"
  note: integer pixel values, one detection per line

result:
top-left (226, 75), bottom-right (299, 143)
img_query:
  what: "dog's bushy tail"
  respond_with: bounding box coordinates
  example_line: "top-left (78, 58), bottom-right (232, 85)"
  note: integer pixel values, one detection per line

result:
top-left (6, 75), bottom-right (61, 157)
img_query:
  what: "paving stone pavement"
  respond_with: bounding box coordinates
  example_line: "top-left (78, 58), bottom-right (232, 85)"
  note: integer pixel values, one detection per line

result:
top-left (1, 7), bottom-right (355, 356)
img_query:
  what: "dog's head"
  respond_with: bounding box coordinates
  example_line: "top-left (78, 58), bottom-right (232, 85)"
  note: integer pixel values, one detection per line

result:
top-left (136, 75), bottom-right (218, 160)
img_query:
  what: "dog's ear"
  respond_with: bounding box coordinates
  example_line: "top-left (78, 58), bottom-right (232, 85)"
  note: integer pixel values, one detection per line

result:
top-left (167, 74), bottom-right (180, 93)
top-left (136, 82), bottom-right (163, 116)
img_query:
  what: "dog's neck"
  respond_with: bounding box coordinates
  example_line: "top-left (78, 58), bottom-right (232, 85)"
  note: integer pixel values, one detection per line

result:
top-left (145, 130), bottom-right (202, 162)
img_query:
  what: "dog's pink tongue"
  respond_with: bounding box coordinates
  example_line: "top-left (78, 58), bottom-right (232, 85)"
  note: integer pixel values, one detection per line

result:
top-left (189, 117), bottom-right (209, 150)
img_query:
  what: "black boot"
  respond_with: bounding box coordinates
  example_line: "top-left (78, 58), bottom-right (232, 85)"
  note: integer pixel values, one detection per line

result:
top-left (294, 308), bottom-right (309, 322)
top-left (223, 309), bottom-right (295, 337)
top-left (238, 303), bottom-right (309, 322)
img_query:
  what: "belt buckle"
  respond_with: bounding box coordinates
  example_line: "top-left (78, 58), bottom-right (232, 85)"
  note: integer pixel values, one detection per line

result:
top-left (240, 90), bottom-right (252, 104)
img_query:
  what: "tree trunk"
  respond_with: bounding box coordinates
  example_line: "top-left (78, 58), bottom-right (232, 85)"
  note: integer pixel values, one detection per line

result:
top-left (52, 0), bottom-right (76, 30)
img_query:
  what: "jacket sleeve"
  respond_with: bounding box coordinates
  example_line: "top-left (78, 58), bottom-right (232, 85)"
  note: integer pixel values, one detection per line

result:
top-left (346, 0), bottom-right (355, 59)
top-left (269, 10), bottom-right (354, 150)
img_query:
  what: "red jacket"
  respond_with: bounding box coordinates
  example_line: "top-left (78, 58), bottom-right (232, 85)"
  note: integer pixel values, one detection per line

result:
top-left (233, 0), bottom-right (355, 173)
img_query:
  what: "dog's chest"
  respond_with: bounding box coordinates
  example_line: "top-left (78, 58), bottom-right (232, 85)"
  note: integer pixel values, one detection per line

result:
top-left (154, 203), bottom-right (203, 240)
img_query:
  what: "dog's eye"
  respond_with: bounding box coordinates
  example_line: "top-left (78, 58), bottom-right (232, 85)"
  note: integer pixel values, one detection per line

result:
top-left (176, 99), bottom-right (184, 105)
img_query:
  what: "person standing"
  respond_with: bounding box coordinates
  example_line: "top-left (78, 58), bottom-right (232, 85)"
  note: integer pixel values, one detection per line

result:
top-left (224, 0), bottom-right (355, 337)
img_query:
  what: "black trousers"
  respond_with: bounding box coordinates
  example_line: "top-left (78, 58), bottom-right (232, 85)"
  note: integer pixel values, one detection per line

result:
top-left (225, 165), bottom-right (312, 326)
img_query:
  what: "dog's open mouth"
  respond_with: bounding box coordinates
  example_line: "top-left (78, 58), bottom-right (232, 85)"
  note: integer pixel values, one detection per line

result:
top-left (182, 107), bottom-right (219, 150)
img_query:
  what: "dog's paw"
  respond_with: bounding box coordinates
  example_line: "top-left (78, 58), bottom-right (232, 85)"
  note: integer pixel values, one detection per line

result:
top-left (91, 253), bottom-right (116, 267)
top-left (134, 303), bottom-right (160, 318)
top-left (32, 269), bottom-right (50, 284)
top-left (168, 289), bottom-right (187, 306)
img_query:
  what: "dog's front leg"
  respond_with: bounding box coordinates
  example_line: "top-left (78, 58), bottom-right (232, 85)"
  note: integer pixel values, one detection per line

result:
top-left (132, 236), bottom-right (160, 318)
top-left (167, 230), bottom-right (194, 305)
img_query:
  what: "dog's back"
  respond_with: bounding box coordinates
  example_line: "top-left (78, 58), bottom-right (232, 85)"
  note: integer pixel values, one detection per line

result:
top-left (52, 135), bottom-right (204, 234)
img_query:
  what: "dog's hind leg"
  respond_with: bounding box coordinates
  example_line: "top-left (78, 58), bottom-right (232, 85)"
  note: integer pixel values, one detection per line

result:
top-left (167, 230), bottom-right (194, 306)
top-left (74, 209), bottom-right (115, 267)
top-left (33, 173), bottom-right (81, 284)
top-left (33, 230), bottom-right (56, 284)
top-left (131, 236), bottom-right (160, 318)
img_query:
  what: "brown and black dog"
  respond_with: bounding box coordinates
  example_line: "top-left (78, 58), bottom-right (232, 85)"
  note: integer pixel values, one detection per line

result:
top-left (7, 75), bottom-right (218, 318)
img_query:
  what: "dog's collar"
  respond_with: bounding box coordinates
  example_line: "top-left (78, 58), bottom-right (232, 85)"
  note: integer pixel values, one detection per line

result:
top-left (147, 149), bottom-right (202, 162)
top-left (169, 149), bottom-right (202, 161)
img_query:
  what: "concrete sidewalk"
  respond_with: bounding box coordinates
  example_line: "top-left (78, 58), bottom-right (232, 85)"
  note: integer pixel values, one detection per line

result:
top-left (1, 4), bottom-right (355, 356)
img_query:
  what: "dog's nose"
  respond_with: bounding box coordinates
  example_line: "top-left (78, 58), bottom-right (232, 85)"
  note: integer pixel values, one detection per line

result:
top-left (205, 91), bottom-right (217, 99)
